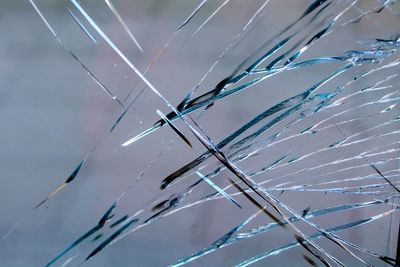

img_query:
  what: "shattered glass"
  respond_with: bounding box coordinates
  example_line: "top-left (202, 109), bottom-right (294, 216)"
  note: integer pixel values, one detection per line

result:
top-left (0, 0), bottom-right (400, 266)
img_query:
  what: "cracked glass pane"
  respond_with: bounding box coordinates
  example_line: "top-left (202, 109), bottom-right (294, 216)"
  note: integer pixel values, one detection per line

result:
top-left (1, 0), bottom-right (400, 266)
